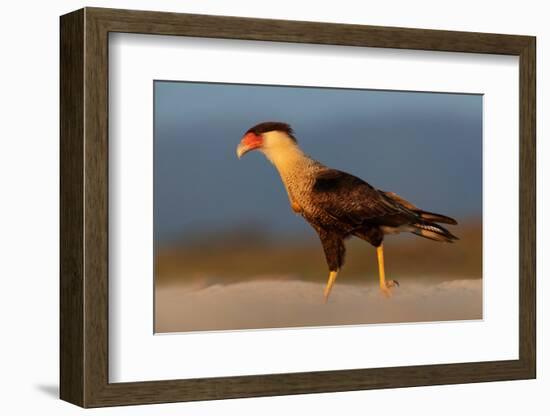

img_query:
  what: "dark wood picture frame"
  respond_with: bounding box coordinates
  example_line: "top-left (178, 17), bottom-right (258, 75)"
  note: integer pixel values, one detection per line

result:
top-left (60, 7), bottom-right (536, 408)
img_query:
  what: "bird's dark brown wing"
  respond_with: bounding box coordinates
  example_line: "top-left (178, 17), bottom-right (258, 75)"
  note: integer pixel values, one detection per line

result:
top-left (311, 169), bottom-right (419, 229)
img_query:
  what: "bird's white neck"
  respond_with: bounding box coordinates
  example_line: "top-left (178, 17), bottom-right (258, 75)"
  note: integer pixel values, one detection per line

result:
top-left (263, 145), bottom-right (310, 176)
top-left (259, 132), bottom-right (314, 180)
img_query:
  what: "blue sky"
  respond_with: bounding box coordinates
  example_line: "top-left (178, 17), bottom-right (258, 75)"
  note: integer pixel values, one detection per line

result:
top-left (154, 81), bottom-right (482, 244)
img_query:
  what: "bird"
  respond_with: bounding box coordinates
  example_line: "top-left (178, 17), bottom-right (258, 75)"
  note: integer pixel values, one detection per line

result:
top-left (236, 121), bottom-right (458, 302)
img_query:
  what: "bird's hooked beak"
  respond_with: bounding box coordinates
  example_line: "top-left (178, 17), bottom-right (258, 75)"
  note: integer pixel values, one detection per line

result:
top-left (236, 132), bottom-right (263, 159)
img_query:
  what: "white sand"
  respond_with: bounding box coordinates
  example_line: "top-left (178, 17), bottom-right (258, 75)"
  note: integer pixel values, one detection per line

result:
top-left (155, 278), bottom-right (482, 333)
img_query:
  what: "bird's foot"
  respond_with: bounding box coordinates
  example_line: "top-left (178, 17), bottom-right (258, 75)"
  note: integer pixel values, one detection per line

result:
top-left (323, 287), bottom-right (331, 304)
top-left (323, 270), bottom-right (339, 304)
top-left (379, 280), bottom-right (399, 298)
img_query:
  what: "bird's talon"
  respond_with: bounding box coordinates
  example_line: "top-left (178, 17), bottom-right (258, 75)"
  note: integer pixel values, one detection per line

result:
top-left (380, 280), bottom-right (399, 297)
top-left (380, 285), bottom-right (393, 298)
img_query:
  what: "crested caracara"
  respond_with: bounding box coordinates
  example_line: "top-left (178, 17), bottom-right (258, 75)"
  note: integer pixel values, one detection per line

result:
top-left (237, 121), bottom-right (458, 302)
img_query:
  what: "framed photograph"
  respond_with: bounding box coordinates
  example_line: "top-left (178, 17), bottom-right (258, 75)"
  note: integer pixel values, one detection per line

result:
top-left (60, 7), bottom-right (536, 408)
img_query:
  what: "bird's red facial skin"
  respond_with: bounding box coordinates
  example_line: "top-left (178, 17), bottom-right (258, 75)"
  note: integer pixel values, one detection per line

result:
top-left (241, 132), bottom-right (263, 152)
top-left (237, 132), bottom-right (264, 158)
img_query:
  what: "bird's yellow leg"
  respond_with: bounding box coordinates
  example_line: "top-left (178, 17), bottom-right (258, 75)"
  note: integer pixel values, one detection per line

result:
top-left (377, 244), bottom-right (399, 298)
top-left (323, 270), bottom-right (339, 303)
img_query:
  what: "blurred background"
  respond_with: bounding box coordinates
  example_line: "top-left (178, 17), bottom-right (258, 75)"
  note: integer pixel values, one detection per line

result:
top-left (154, 81), bottom-right (482, 333)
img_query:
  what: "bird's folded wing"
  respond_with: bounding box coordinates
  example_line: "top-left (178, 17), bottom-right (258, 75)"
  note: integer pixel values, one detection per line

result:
top-left (311, 169), bottom-right (419, 228)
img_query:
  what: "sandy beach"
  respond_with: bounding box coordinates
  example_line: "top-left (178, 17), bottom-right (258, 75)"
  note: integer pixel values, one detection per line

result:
top-left (155, 277), bottom-right (482, 333)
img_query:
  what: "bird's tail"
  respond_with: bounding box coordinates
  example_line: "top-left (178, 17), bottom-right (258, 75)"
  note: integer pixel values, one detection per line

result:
top-left (412, 220), bottom-right (459, 243)
top-left (415, 209), bottom-right (457, 225)
top-left (379, 190), bottom-right (459, 242)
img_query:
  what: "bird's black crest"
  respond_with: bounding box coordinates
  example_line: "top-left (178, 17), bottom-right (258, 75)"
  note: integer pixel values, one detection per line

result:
top-left (246, 121), bottom-right (297, 142)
